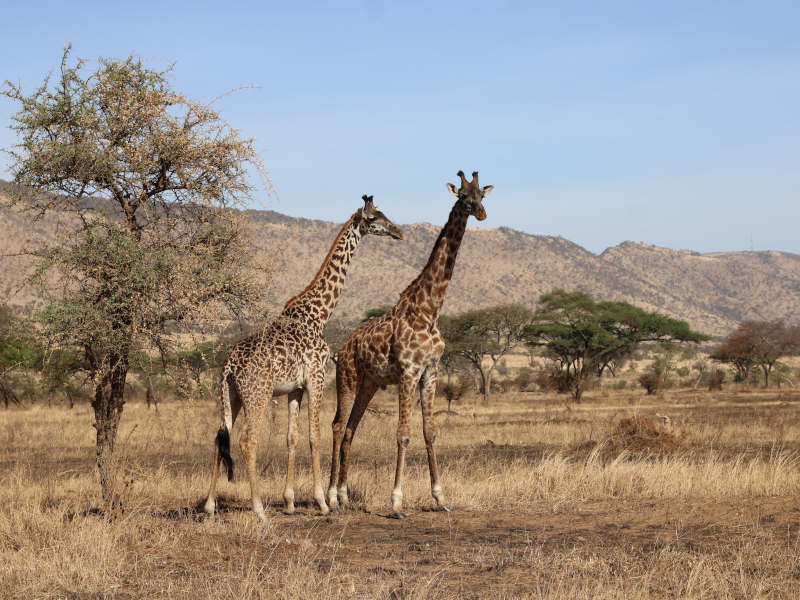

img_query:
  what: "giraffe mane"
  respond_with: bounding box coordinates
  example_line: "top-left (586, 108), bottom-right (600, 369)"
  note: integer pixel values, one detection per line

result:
top-left (399, 201), bottom-right (464, 301)
top-left (283, 214), bottom-right (356, 310)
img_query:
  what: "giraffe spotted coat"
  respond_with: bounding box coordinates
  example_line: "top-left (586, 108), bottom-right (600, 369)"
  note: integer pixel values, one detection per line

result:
top-left (204, 196), bottom-right (403, 521)
top-left (329, 171), bottom-right (494, 518)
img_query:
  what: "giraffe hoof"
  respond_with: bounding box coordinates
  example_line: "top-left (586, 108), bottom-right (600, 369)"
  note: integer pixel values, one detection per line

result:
top-left (329, 505), bottom-right (339, 514)
top-left (391, 511), bottom-right (407, 520)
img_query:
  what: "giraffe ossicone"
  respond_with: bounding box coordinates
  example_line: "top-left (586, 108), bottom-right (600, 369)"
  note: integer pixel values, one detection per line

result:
top-left (328, 170), bottom-right (493, 517)
top-left (204, 195), bottom-right (403, 521)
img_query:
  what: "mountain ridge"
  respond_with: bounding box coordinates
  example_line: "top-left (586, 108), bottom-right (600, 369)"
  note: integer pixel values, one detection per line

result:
top-left (2, 191), bottom-right (798, 337)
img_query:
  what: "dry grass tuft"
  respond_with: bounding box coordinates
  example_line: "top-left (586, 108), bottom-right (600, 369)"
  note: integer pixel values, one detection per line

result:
top-left (572, 414), bottom-right (679, 462)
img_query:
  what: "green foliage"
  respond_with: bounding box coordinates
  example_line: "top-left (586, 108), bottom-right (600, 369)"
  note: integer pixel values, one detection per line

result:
top-left (0, 305), bottom-right (42, 370)
top-left (526, 290), bottom-right (708, 401)
top-left (361, 306), bottom-right (392, 322)
top-left (167, 340), bottom-right (228, 373)
top-left (440, 304), bottom-right (534, 404)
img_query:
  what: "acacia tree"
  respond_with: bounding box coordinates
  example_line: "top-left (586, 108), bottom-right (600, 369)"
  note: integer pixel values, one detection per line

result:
top-left (440, 304), bottom-right (534, 405)
top-left (711, 320), bottom-right (800, 386)
top-left (2, 48), bottom-right (269, 504)
top-left (525, 290), bottom-right (708, 402)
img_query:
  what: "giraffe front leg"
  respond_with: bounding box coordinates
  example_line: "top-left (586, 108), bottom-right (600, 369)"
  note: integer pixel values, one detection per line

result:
top-left (391, 374), bottom-right (416, 519)
top-left (420, 366), bottom-right (449, 512)
top-left (307, 374), bottom-right (329, 515)
top-left (283, 389), bottom-right (302, 515)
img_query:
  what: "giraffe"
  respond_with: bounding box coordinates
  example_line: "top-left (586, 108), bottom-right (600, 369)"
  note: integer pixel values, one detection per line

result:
top-left (204, 196), bottom-right (403, 521)
top-left (328, 171), bottom-right (493, 518)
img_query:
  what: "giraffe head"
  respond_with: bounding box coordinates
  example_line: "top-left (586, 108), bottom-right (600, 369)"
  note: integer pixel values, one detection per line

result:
top-left (356, 195), bottom-right (404, 240)
top-left (445, 170), bottom-right (493, 221)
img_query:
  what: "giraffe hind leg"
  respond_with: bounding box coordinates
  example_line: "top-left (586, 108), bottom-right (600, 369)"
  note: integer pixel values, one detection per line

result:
top-left (204, 374), bottom-right (242, 515)
top-left (328, 374), bottom-right (357, 510)
top-left (239, 389), bottom-right (269, 522)
top-left (337, 377), bottom-right (379, 507)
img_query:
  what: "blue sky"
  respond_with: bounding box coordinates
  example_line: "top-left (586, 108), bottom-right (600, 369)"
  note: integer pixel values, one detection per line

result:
top-left (2, 1), bottom-right (799, 254)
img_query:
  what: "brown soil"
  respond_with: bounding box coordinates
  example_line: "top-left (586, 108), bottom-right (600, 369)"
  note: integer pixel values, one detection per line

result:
top-left (188, 495), bottom-right (800, 598)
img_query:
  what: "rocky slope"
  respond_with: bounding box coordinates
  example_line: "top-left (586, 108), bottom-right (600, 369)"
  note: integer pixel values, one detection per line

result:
top-left (2, 193), bottom-right (799, 337)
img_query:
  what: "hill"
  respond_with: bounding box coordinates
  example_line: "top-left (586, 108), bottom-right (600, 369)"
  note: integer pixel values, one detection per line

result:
top-left (2, 189), bottom-right (799, 336)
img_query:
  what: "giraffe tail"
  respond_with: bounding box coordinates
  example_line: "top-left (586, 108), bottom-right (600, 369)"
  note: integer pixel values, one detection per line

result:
top-left (216, 427), bottom-right (234, 482)
top-left (217, 368), bottom-right (235, 482)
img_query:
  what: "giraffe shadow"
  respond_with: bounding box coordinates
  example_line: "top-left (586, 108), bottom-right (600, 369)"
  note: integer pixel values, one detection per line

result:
top-left (150, 496), bottom-right (253, 521)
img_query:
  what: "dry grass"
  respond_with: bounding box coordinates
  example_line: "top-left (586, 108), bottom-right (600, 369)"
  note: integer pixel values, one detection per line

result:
top-left (2, 387), bottom-right (800, 598)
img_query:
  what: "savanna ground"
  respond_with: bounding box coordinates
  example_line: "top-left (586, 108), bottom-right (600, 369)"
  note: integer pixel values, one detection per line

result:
top-left (2, 384), bottom-right (800, 599)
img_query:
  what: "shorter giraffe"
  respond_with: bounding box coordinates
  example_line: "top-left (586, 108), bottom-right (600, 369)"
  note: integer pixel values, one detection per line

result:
top-left (329, 171), bottom-right (493, 518)
top-left (204, 196), bottom-right (403, 521)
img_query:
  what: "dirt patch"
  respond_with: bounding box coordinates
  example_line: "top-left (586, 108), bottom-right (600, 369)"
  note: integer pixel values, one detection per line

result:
top-left (198, 495), bottom-right (800, 598)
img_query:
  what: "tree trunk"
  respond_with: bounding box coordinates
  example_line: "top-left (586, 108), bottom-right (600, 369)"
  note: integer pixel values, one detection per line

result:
top-left (91, 351), bottom-right (129, 513)
top-left (480, 367), bottom-right (494, 405)
top-left (572, 370), bottom-right (584, 403)
top-left (762, 364), bottom-right (771, 387)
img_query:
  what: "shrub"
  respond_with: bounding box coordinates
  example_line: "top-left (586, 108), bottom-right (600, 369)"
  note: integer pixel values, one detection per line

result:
top-left (513, 367), bottom-right (534, 392)
top-left (708, 368), bottom-right (725, 391)
top-left (638, 372), bottom-right (661, 395)
top-left (535, 369), bottom-right (573, 393)
top-left (440, 376), bottom-right (471, 411)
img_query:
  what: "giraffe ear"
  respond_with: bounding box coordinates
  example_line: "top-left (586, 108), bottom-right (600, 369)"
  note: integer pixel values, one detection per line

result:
top-left (446, 182), bottom-right (458, 197)
top-left (482, 185), bottom-right (494, 197)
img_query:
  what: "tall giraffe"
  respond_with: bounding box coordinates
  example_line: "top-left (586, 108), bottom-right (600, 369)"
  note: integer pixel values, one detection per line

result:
top-left (328, 171), bottom-right (493, 518)
top-left (204, 196), bottom-right (403, 521)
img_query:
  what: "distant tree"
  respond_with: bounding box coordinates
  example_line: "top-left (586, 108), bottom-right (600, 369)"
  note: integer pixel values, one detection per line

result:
top-left (711, 320), bottom-right (800, 387)
top-left (525, 290), bottom-right (708, 402)
top-left (651, 341), bottom-right (681, 388)
top-left (440, 304), bottom-right (534, 405)
top-left (440, 375), bottom-right (470, 413)
top-left (2, 48), bottom-right (269, 506)
top-left (361, 306), bottom-right (392, 323)
top-left (638, 371), bottom-right (661, 395)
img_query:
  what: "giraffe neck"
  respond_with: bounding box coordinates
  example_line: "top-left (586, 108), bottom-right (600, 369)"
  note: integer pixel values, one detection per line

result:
top-left (282, 215), bottom-right (362, 325)
top-left (398, 201), bottom-right (470, 320)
